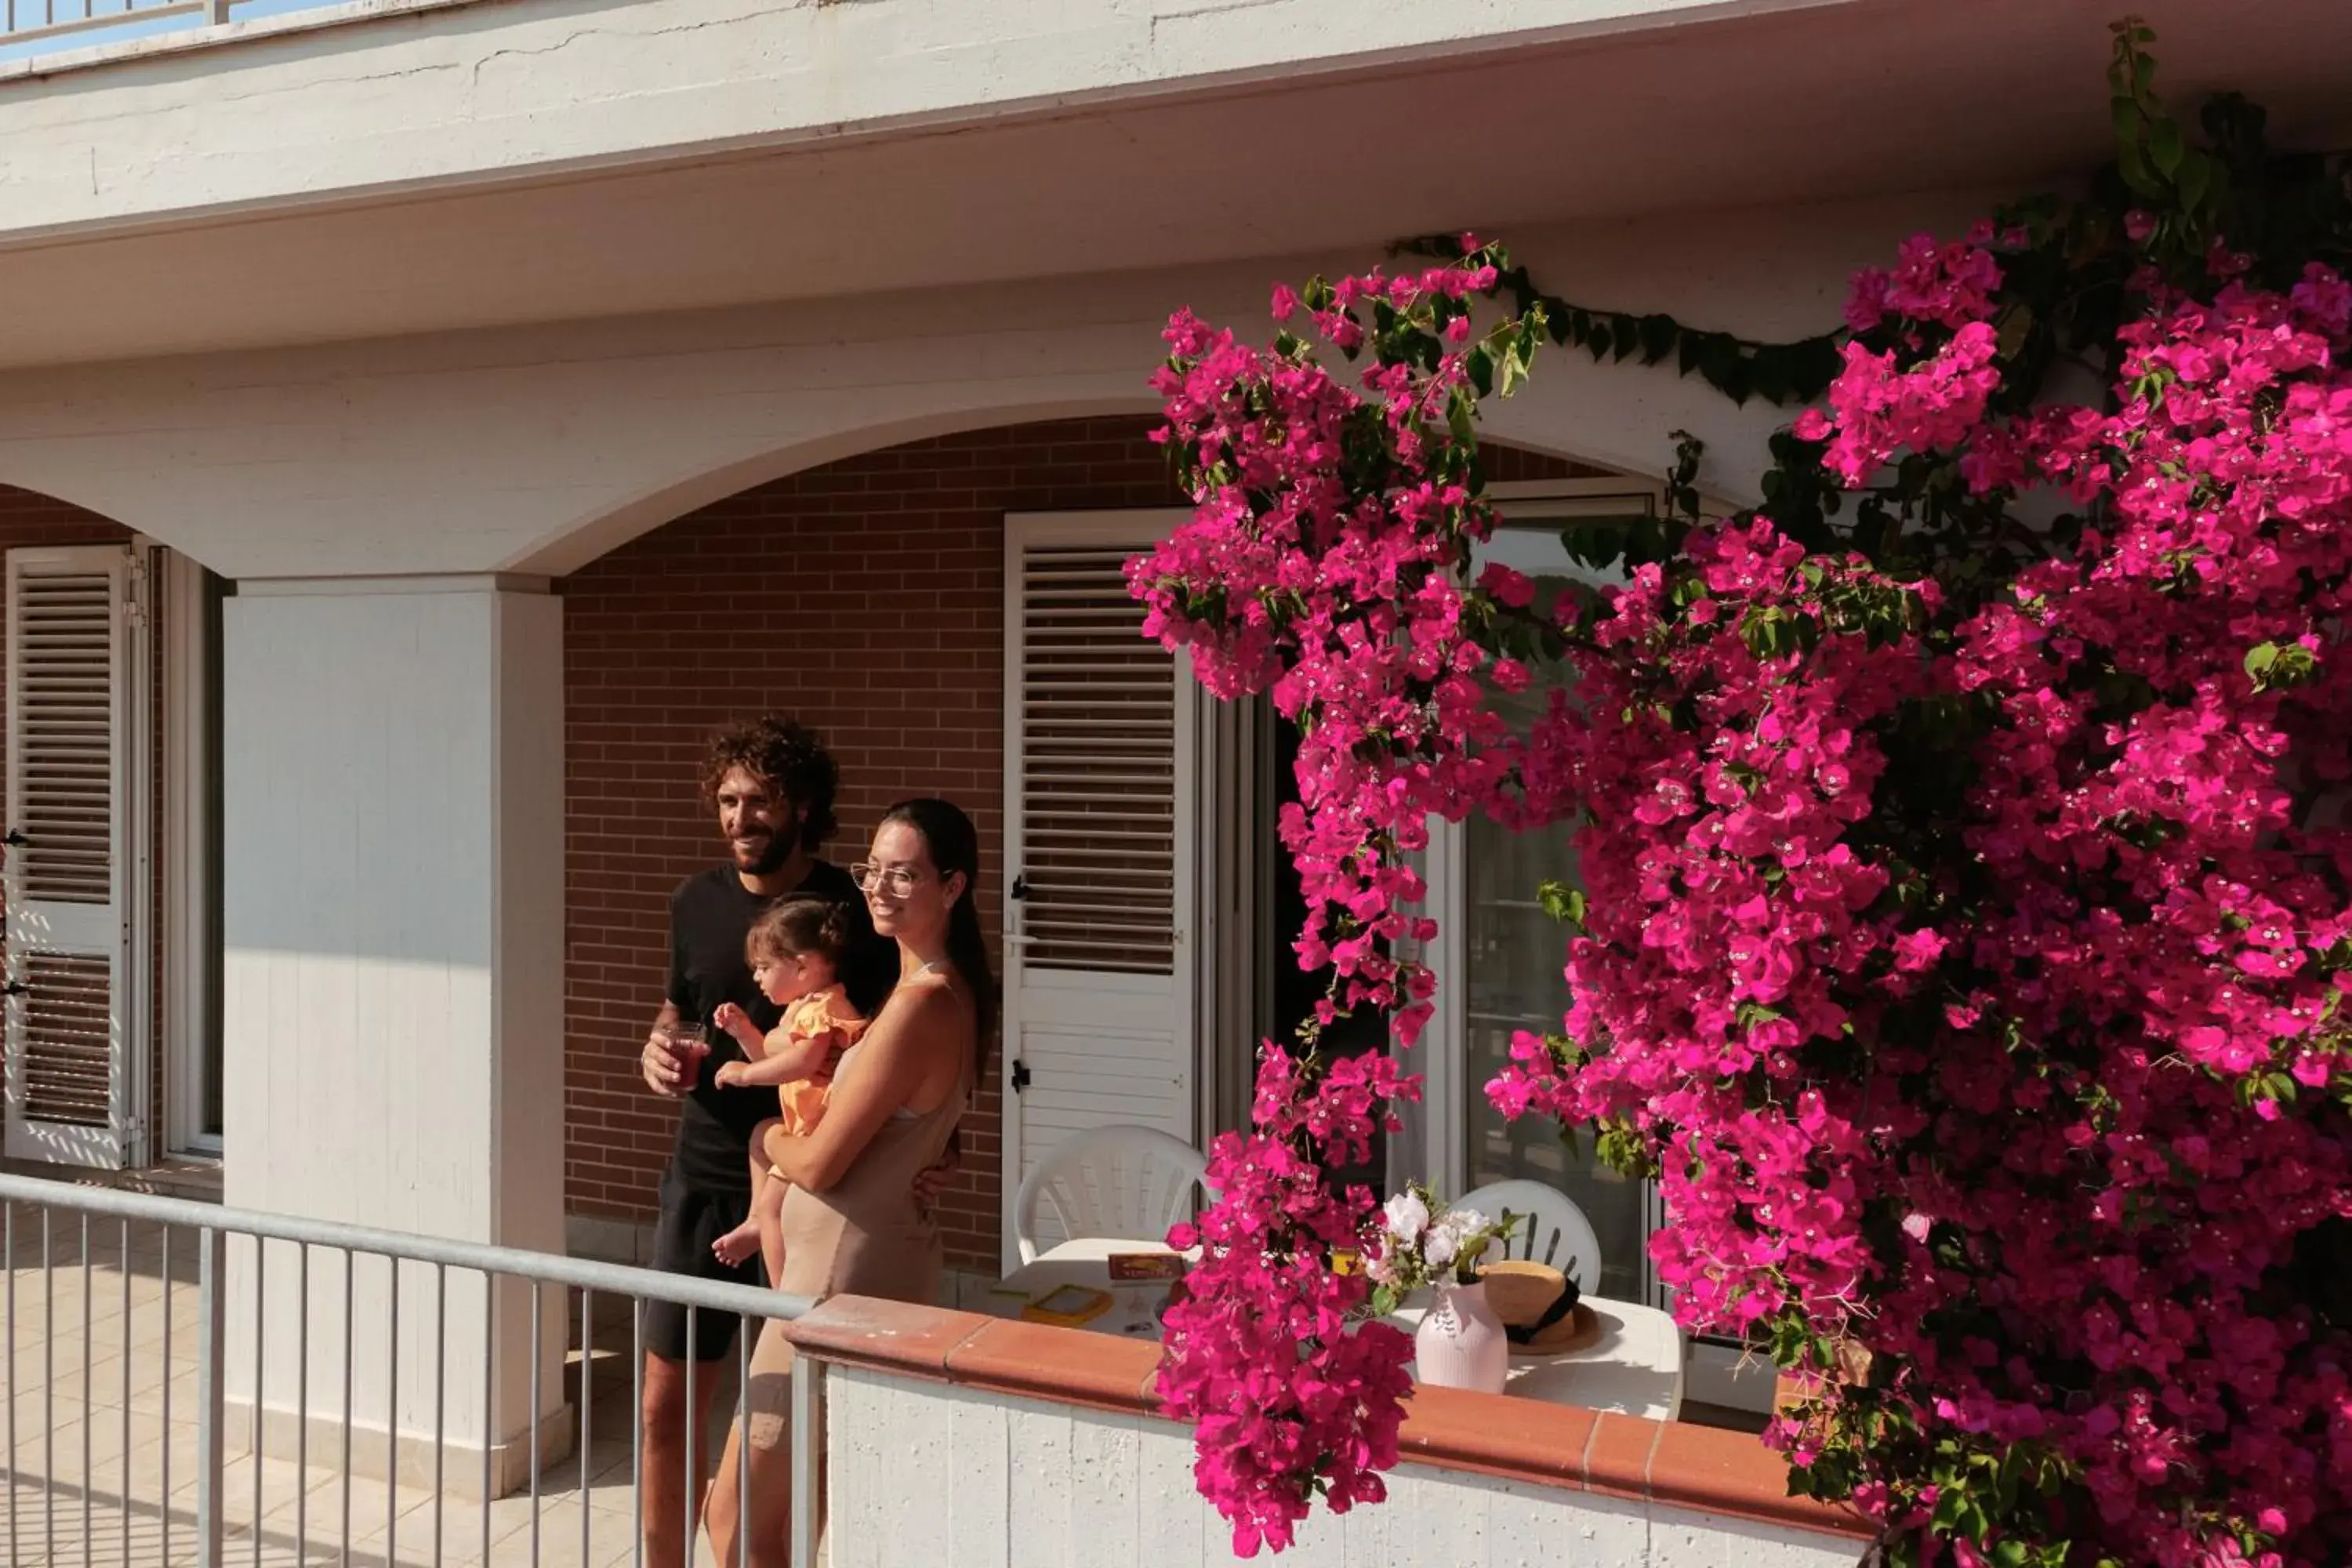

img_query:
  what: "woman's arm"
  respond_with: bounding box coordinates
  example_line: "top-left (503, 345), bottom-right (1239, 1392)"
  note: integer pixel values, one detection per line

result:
top-left (764, 985), bottom-right (960, 1192)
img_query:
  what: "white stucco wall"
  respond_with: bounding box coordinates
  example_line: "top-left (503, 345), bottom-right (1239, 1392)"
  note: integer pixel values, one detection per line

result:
top-left (221, 579), bottom-right (567, 1462)
top-left (0, 0), bottom-right (2332, 376)
top-left (0, 0), bottom-right (1854, 240)
top-left (822, 1365), bottom-right (1867, 1568)
top-left (0, 187), bottom-right (1991, 580)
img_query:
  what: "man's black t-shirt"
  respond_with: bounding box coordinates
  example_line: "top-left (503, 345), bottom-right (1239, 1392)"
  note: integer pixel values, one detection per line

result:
top-left (664, 858), bottom-right (873, 1193)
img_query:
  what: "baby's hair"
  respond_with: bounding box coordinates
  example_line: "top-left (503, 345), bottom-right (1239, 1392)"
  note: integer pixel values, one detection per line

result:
top-left (746, 898), bottom-right (856, 968)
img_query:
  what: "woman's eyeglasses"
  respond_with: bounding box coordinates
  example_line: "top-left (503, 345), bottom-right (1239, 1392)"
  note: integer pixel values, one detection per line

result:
top-left (850, 862), bottom-right (924, 896)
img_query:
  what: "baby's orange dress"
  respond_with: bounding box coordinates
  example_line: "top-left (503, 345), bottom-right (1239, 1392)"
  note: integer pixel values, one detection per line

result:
top-left (769, 984), bottom-right (866, 1136)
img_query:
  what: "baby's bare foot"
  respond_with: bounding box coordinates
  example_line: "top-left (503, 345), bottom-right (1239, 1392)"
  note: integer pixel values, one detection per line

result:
top-left (711, 1225), bottom-right (762, 1267)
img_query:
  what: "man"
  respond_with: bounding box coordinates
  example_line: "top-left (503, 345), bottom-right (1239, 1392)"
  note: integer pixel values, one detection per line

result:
top-left (635, 717), bottom-right (890, 1568)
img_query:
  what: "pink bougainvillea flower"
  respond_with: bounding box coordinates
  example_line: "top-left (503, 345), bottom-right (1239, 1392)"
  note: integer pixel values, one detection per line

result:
top-left (1131, 216), bottom-right (2352, 1568)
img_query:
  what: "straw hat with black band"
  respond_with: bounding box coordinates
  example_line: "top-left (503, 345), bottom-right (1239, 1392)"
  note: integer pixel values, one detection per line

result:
top-left (1481, 1259), bottom-right (1593, 1354)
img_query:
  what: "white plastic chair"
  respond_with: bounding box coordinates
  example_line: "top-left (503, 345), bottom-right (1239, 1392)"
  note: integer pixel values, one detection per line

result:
top-left (1013, 1125), bottom-right (1211, 1265)
top-left (1460, 1179), bottom-right (1605, 1295)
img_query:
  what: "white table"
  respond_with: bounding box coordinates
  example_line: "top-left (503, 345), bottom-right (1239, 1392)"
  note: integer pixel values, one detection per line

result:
top-left (1388, 1297), bottom-right (1685, 1421)
top-left (982, 1241), bottom-right (1180, 1342)
top-left (985, 1247), bottom-right (1686, 1419)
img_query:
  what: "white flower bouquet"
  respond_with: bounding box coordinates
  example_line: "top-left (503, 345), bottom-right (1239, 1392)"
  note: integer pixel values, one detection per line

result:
top-left (1363, 1182), bottom-right (1519, 1318)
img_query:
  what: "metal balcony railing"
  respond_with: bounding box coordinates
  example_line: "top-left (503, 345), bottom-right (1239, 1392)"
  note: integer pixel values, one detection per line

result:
top-left (4, 0), bottom-right (222, 49)
top-left (0, 0), bottom-right (430, 60)
top-left (0, 1172), bottom-right (818, 1568)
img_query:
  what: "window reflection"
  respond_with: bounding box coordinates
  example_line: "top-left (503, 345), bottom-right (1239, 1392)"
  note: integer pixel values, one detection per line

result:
top-left (1460, 543), bottom-right (1651, 1303)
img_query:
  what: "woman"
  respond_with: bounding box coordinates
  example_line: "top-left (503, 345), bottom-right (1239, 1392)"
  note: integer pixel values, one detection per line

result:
top-left (702, 797), bottom-right (991, 1568)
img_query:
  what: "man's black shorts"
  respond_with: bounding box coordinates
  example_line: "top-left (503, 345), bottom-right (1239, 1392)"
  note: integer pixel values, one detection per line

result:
top-left (644, 1163), bottom-right (764, 1363)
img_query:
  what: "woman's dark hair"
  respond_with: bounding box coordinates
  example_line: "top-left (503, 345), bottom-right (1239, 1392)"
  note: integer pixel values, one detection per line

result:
top-left (701, 717), bottom-right (839, 851)
top-left (879, 797), bottom-right (996, 1073)
top-left (745, 897), bottom-right (856, 969)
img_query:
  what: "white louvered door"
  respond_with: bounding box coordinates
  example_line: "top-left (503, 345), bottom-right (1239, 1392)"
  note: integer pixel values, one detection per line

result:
top-left (4, 546), bottom-right (140, 1167)
top-left (1002, 514), bottom-right (1199, 1268)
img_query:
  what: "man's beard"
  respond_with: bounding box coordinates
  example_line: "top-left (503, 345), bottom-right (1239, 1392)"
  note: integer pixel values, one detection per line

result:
top-left (742, 811), bottom-right (802, 877)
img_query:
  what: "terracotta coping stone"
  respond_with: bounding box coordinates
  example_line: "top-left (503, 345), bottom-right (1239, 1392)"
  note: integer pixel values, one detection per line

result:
top-left (788, 1295), bottom-right (1873, 1542)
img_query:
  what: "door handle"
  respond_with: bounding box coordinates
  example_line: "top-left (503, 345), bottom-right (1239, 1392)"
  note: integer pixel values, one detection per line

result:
top-left (2, 829), bottom-right (23, 848)
top-left (1011, 1058), bottom-right (1031, 1094)
top-left (1010, 874), bottom-right (1029, 901)
top-left (2, 983), bottom-right (26, 997)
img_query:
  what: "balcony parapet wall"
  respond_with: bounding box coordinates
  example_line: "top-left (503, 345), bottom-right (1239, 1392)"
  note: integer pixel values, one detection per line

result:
top-left (789, 1294), bottom-right (1874, 1566)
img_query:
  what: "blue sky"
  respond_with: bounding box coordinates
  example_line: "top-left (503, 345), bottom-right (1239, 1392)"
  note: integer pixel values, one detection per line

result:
top-left (0, 0), bottom-right (329, 67)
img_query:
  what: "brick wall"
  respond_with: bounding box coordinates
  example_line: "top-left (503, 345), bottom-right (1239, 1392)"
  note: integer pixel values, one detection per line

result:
top-left (559, 420), bottom-right (1592, 1270)
top-left (0, 486), bottom-right (132, 550)
top-left (1484, 445), bottom-right (1603, 484)
top-left (561, 418), bottom-right (1187, 1267)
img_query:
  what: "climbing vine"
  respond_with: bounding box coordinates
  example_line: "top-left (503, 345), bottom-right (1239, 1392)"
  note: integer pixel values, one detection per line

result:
top-left (1392, 234), bottom-right (1843, 408)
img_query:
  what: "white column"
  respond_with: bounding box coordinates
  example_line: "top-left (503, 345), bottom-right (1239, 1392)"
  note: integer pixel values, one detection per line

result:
top-left (220, 575), bottom-right (567, 1496)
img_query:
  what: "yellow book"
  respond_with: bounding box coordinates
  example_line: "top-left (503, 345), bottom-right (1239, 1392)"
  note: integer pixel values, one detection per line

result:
top-left (1020, 1284), bottom-right (1113, 1328)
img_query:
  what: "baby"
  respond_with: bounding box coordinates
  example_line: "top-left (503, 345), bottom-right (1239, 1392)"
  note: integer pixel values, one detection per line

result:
top-left (709, 896), bottom-right (867, 1286)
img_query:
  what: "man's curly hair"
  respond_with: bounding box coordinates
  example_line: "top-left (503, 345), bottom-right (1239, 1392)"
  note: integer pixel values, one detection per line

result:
top-left (700, 717), bottom-right (840, 851)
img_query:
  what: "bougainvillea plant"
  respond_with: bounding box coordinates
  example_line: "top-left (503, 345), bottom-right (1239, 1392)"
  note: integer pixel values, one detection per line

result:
top-left (1136, 20), bottom-right (2352, 1568)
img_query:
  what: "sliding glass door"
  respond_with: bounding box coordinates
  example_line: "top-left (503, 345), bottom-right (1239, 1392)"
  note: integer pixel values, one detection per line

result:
top-left (1409, 485), bottom-right (1670, 1308)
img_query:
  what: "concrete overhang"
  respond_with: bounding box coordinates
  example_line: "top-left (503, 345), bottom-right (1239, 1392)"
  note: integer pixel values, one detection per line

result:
top-left (0, 0), bottom-right (2343, 368)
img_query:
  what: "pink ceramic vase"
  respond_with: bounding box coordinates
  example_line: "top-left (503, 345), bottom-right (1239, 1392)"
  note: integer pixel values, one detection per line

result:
top-left (1414, 1279), bottom-right (1508, 1394)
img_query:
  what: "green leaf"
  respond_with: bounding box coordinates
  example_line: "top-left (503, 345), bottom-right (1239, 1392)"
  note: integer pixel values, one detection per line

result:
top-left (2111, 94), bottom-right (2143, 148)
top-left (1537, 881), bottom-right (1588, 927)
top-left (1995, 303), bottom-right (2035, 360)
top-left (1446, 390), bottom-right (1477, 449)
top-left (1791, 337), bottom-right (1843, 400)
top-left (1609, 314), bottom-right (1639, 362)
top-left (1740, 605), bottom-right (1796, 659)
top-left (2202, 154), bottom-right (2231, 211)
top-left (1577, 311), bottom-right (1608, 363)
top-left (1498, 346), bottom-right (1529, 398)
top-left (1565, 524), bottom-right (1626, 572)
top-left (1512, 318), bottom-right (1543, 372)
top-left (1697, 334), bottom-right (1740, 393)
top-left (1719, 354), bottom-right (1755, 406)
top-left (2241, 640), bottom-right (2318, 693)
top-left (1637, 314), bottom-right (1677, 365)
top-left (2176, 151), bottom-right (2212, 214)
top-left (1465, 346), bottom-right (1495, 397)
top-left (2149, 114), bottom-right (2185, 176)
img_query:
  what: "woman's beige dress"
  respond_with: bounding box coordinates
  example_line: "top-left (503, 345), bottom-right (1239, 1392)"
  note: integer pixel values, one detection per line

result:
top-left (738, 1030), bottom-right (971, 1450)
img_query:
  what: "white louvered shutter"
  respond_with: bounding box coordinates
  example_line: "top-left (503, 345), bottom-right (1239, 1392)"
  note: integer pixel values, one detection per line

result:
top-left (4, 546), bottom-right (135, 1167)
top-left (1001, 518), bottom-right (1198, 1267)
